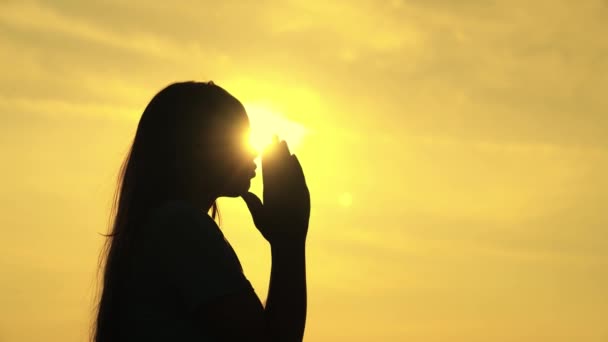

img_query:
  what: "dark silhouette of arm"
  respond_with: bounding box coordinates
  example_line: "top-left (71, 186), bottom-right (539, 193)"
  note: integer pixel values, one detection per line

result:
top-left (264, 241), bottom-right (307, 341)
top-left (196, 242), bottom-right (307, 342)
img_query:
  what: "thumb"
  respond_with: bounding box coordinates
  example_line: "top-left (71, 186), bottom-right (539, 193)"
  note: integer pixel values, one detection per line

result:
top-left (241, 191), bottom-right (266, 229)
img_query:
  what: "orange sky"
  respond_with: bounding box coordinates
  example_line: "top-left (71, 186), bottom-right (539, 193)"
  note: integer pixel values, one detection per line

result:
top-left (1, 1), bottom-right (607, 341)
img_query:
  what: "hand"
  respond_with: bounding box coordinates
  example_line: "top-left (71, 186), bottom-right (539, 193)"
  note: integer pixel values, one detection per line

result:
top-left (241, 136), bottom-right (310, 247)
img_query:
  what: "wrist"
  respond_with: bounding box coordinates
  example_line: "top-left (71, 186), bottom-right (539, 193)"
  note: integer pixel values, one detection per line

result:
top-left (270, 239), bottom-right (306, 254)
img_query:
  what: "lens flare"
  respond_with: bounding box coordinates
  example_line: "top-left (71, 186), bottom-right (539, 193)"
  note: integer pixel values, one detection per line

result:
top-left (245, 103), bottom-right (307, 158)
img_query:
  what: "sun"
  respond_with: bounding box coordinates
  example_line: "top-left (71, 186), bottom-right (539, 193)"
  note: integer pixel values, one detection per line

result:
top-left (244, 103), bottom-right (307, 158)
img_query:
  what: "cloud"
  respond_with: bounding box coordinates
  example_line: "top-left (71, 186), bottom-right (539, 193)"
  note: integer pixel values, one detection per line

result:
top-left (3, 0), bottom-right (607, 149)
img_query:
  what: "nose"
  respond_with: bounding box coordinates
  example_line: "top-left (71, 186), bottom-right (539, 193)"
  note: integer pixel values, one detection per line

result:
top-left (248, 145), bottom-right (259, 160)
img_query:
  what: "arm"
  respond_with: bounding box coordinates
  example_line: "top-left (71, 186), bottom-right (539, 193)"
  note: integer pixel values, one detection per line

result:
top-left (247, 138), bottom-right (310, 341)
top-left (199, 241), bottom-right (307, 342)
top-left (265, 241), bottom-right (307, 341)
top-left (196, 138), bottom-right (310, 341)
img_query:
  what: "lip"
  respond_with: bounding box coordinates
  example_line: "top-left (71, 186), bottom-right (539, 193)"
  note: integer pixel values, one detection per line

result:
top-left (248, 164), bottom-right (257, 178)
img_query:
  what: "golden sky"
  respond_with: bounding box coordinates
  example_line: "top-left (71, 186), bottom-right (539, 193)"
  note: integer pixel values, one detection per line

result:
top-left (1, 1), bottom-right (607, 341)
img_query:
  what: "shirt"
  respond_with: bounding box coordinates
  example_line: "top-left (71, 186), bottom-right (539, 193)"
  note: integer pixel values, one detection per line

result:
top-left (117, 199), bottom-right (254, 341)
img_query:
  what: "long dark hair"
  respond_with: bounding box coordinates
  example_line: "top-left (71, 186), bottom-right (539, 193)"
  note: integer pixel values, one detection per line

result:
top-left (92, 81), bottom-right (244, 341)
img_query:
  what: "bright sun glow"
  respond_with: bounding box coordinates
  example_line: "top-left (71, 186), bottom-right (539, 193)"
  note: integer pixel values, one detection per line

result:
top-left (245, 103), bottom-right (308, 158)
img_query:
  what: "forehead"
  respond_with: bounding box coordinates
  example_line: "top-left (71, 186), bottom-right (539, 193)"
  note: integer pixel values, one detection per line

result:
top-left (233, 106), bottom-right (250, 127)
top-left (204, 104), bottom-right (250, 142)
top-left (220, 104), bottom-right (249, 130)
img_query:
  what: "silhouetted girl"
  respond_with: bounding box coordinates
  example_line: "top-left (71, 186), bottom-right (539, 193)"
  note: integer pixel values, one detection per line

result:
top-left (93, 81), bottom-right (310, 342)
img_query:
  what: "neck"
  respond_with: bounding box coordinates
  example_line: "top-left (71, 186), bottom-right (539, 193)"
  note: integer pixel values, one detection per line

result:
top-left (168, 189), bottom-right (216, 214)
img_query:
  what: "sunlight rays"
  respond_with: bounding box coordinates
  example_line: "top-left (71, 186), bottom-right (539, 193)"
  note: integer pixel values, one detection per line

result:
top-left (244, 103), bottom-right (308, 160)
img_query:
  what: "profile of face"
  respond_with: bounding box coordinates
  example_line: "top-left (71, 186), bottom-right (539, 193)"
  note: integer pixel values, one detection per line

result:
top-left (139, 82), bottom-right (257, 204)
top-left (196, 103), bottom-right (258, 198)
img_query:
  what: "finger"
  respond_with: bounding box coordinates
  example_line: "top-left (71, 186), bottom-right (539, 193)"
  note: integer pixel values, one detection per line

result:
top-left (263, 139), bottom-right (291, 186)
top-left (263, 135), bottom-right (280, 161)
top-left (274, 141), bottom-right (291, 180)
top-left (261, 139), bottom-right (279, 181)
top-left (278, 140), bottom-right (291, 157)
top-left (241, 192), bottom-right (266, 228)
top-left (267, 139), bottom-right (289, 165)
top-left (291, 155), bottom-right (310, 203)
top-left (291, 154), bottom-right (306, 184)
top-left (261, 156), bottom-right (278, 190)
top-left (262, 136), bottom-right (286, 161)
